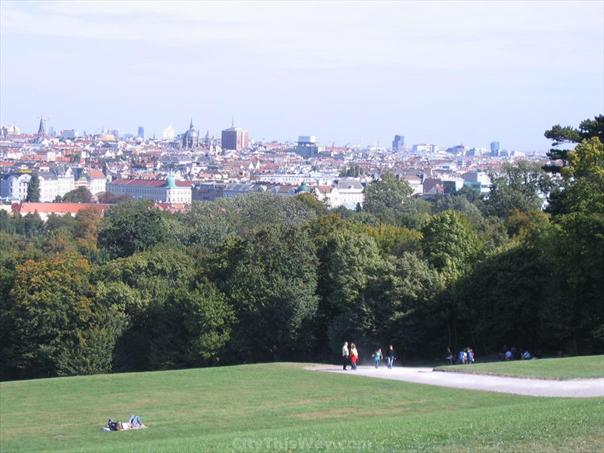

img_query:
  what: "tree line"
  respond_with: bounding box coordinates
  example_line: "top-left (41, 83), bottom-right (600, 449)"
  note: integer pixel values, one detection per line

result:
top-left (0, 116), bottom-right (602, 380)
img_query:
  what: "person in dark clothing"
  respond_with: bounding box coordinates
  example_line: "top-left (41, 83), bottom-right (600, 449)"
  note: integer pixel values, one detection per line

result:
top-left (386, 345), bottom-right (395, 369)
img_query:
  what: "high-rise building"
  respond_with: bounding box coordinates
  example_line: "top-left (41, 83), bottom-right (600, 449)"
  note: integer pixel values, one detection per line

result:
top-left (221, 120), bottom-right (249, 151)
top-left (295, 136), bottom-right (319, 158)
top-left (392, 134), bottom-right (405, 151)
top-left (137, 126), bottom-right (145, 139)
top-left (490, 141), bottom-right (500, 156)
top-left (61, 129), bottom-right (78, 139)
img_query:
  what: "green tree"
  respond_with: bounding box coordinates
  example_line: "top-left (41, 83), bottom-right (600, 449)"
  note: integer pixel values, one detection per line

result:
top-left (74, 208), bottom-right (102, 252)
top-left (421, 211), bottom-right (482, 282)
top-left (544, 114), bottom-right (604, 173)
top-left (209, 225), bottom-right (319, 361)
top-left (482, 162), bottom-right (550, 218)
top-left (363, 173), bottom-right (413, 224)
top-left (455, 242), bottom-right (548, 354)
top-left (547, 137), bottom-right (604, 216)
top-left (147, 281), bottom-right (234, 368)
top-left (15, 212), bottom-right (44, 237)
top-left (315, 229), bottom-right (385, 354)
top-left (95, 247), bottom-right (199, 371)
top-left (60, 187), bottom-right (94, 203)
top-left (25, 173), bottom-right (40, 202)
top-left (541, 212), bottom-right (604, 353)
top-left (3, 254), bottom-right (125, 378)
top-left (98, 200), bottom-right (167, 257)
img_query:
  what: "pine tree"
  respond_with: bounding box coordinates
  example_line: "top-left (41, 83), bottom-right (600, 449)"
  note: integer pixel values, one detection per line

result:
top-left (26, 173), bottom-right (40, 202)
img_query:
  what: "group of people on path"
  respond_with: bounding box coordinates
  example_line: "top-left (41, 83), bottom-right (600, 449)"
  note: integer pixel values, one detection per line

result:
top-left (342, 342), bottom-right (395, 370)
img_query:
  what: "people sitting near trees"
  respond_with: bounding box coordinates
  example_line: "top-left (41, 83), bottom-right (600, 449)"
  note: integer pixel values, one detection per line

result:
top-left (522, 350), bottom-right (532, 360)
top-left (458, 349), bottom-right (467, 364)
top-left (446, 347), bottom-right (454, 365)
top-left (467, 347), bottom-right (475, 364)
top-left (504, 349), bottom-right (513, 360)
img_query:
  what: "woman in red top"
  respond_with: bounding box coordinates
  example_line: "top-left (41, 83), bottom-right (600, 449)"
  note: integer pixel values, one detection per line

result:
top-left (350, 343), bottom-right (359, 369)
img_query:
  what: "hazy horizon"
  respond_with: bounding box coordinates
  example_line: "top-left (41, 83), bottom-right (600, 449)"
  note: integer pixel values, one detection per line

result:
top-left (1, 1), bottom-right (603, 150)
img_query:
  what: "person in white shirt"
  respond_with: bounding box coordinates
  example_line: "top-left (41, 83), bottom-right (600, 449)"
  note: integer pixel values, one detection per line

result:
top-left (342, 341), bottom-right (350, 370)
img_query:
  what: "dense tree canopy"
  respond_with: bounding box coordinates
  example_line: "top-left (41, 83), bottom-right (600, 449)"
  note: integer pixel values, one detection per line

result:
top-left (98, 200), bottom-right (168, 258)
top-left (482, 162), bottom-right (550, 218)
top-left (0, 116), bottom-right (602, 381)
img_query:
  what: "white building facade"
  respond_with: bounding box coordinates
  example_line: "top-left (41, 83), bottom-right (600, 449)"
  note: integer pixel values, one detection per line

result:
top-left (0, 173), bottom-right (31, 202)
top-left (106, 177), bottom-right (191, 203)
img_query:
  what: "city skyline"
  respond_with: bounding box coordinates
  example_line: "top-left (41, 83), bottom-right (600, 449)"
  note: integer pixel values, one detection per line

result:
top-left (5, 114), bottom-right (523, 152)
top-left (1, 1), bottom-right (603, 151)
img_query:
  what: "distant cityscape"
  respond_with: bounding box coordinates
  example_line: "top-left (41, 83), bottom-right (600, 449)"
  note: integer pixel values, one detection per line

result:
top-left (0, 116), bottom-right (550, 215)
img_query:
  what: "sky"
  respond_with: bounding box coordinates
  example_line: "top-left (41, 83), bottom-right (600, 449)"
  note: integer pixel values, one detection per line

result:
top-left (1, 1), bottom-right (603, 151)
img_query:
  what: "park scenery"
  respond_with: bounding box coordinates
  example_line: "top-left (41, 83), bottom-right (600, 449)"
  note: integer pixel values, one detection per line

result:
top-left (1, 116), bottom-right (604, 451)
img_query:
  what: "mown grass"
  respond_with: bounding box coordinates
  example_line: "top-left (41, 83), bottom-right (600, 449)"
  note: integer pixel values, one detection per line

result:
top-left (1, 363), bottom-right (603, 452)
top-left (434, 355), bottom-right (604, 380)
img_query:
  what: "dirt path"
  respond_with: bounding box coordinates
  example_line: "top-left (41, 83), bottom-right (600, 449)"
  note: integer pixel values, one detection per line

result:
top-left (309, 365), bottom-right (604, 398)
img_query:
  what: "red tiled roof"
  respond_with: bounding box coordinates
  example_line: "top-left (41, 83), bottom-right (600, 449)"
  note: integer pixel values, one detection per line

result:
top-left (87, 169), bottom-right (105, 179)
top-left (12, 202), bottom-right (110, 216)
top-left (109, 178), bottom-right (191, 187)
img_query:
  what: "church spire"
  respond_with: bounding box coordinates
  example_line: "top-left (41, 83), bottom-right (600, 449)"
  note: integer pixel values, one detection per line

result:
top-left (37, 115), bottom-right (46, 138)
top-left (231, 116), bottom-right (235, 128)
top-left (189, 118), bottom-right (194, 129)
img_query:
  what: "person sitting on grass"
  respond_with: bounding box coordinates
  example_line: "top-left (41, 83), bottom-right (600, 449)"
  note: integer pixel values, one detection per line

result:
top-left (458, 349), bottom-right (467, 364)
top-left (103, 415), bottom-right (145, 432)
top-left (467, 347), bottom-right (475, 364)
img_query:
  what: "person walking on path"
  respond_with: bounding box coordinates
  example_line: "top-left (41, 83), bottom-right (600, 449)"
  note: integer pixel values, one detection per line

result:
top-left (386, 345), bottom-right (395, 369)
top-left (373, 348), bottom-right (383, 368)
top-left (342, 341), bottom-right (350, 370)
top-left (350, 343), bottom-right (359, 370)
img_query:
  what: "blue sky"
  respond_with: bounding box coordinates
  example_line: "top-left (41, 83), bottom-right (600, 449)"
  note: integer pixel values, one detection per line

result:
top-left (1, 1), bottom-right (603, 150)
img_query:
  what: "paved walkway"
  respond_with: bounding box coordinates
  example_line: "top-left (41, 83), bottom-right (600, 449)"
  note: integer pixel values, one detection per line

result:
top-left (309, 365), bottom-right (604, 398)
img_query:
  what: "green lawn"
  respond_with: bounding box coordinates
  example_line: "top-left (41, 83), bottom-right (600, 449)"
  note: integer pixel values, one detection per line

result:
top-left (434, 355), bottom-right (604, 380)
top-left (1, 363), bottom-right (603, 452)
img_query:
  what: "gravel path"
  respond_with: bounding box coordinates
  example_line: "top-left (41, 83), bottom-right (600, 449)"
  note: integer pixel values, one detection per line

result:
top-left (309, 365), bottom-right (604, 398)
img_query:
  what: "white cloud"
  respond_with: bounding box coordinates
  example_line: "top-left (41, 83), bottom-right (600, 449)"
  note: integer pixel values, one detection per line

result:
top-left (2, 1), bottom-right (602, 71)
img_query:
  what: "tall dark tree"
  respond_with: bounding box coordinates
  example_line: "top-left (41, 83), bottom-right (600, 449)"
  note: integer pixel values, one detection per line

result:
top-left (25, 173), bottom-right (40, 202)
top-left (547, 137), bottom-right (604, 216)
top-left (544, 114), bottom-right (604, 173)
top-left (209, 225), bottom-right (319, 362)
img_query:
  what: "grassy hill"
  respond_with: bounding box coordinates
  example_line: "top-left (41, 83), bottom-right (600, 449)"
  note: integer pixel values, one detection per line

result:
top-left (1, 363), bottom-right (603, 452)
top-left (434, 355), bottom-right (604, 380)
